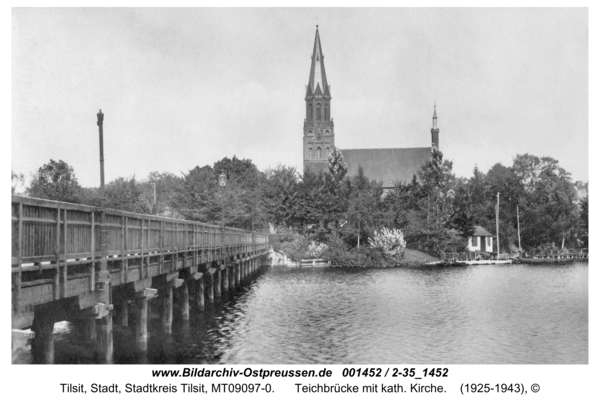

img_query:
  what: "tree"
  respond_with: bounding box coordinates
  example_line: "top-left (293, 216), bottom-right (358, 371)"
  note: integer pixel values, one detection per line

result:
top-left (511, 154), bottom-right (579, 250)
top-left (11, 171), bottom-right (26, 195)
top-left (28, 159), bottom-right (81, 203)
top-left (213, 156), bottom-right (265, 230)
top-left (175, 165), bottom-right (219, 223)
top-left (579, 196), bottom-right (588, 248)
top-left (485, 163), bottom-right (522, 253)
top-left (262, 165), bottom-right (299, 227)
top-left (104, 177), bottom-right (150, 214)
top-left (419, 146), bottom-right (455, 229)
top-left (140, 172), bottom-right (183, 217)
top-left (410, 146), bottom-right (457, 255)
top-left (327, 147), bottom-right (348, 182)
top-left (343, 167), bottom-right (383, 248)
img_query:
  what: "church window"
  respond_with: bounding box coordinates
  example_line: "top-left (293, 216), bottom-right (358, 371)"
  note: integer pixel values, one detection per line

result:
top-left (308, 131), bottom-right (313, 137)
top-left (325, 130), bottom-right (330, 136)
top-left (309, 148), bottom-right (313, 159)
top-left (317, 147), bottom-right (322, 159)
top-left (325, 104), bottom-right (329, 120)
top-left (316, 104), bottom-right (321, 121)
top-left (326, 147), bottom-right (330, 157)
top-left (309, 104), bottom-right (313, 121)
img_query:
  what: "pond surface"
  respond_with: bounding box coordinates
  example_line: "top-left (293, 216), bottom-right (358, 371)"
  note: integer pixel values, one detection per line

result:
top-left (47, 262), bottom-right (587, 364)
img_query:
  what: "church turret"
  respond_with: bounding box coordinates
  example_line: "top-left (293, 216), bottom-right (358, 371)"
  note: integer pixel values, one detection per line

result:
top-left (303, 26), bottom-right (335, 173)
top-left (431, 104), bottom-right (440, 149)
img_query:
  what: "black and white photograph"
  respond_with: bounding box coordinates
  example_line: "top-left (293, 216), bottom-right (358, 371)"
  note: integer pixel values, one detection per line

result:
top-left (7, 4), bottom-right (595, 399)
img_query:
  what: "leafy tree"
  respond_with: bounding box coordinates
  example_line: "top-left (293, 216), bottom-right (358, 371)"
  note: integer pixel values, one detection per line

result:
top-left (342, 167), bottom-right (383, 248)
top-left (214, 156), bottom-right (265, 230)
top-left (404, 146), bottom-right (458, 255)
top-left (28, 159), bottom-right (81, 203)
top-left (104, 177), bottom-right (150, 214)
top-left (175, 165), bottom-right (219, 223)
top-left (140, 172), bottom-right (183, 217)
top-left (262, 165), bottom-right (299, 227)
top-left (173, 157), bottom-right (265, 230)
top-left (578, 196), bottom-right (588, 248)
top-left (484, 163), bottom-right (522, 253)
top-left (419, 146), bottom-right (455, 229)
top-left (511, 154), bottom-right (579, 250)
top-left (11, 170), bottom-right (26, 195)
top-left (327, 146), bottom-right (348, 182)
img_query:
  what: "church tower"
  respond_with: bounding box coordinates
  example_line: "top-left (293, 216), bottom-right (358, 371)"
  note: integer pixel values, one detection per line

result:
top-left (431, 104), bottom-right (440, 149)
top-left (303, 26), bottom-right (335, 173)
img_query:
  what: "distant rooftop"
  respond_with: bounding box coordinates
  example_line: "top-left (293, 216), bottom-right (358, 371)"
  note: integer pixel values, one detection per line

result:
top-left (341, 147), bottom-right (431, 187)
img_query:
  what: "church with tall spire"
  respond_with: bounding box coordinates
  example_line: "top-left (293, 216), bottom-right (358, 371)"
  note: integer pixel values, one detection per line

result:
top-left (303, 25), bottom-right (335, 173)
top-left (303, 26), bottom-right (441, 188)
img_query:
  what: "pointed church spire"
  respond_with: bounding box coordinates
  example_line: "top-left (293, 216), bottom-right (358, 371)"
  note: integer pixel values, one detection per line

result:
top-left (307, 26), bottom-right (329, 96)
top-left (431, 103), bottom-right (439, 149)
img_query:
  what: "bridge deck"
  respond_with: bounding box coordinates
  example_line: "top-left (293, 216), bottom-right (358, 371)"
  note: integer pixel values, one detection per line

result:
top-left (11, 195), bottom-right (269, 329)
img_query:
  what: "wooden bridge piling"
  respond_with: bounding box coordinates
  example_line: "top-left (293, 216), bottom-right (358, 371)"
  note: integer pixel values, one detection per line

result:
top-left (180, 280), bottom-right (191, 321)
top-left (194, 274), bottom-right (205, 311)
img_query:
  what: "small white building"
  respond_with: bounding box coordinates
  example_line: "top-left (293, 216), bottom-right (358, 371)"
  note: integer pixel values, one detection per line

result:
top-left (467, 226), bottom-right (494, 253)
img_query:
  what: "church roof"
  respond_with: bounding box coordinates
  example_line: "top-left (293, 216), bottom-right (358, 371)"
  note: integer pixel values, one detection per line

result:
top-left (340, 147), bottom-right (432, 188)
top-left (307, 26), bottom-right (330, 96)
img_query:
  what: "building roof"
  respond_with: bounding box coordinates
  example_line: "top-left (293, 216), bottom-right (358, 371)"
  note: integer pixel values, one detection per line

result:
top-left (340, 147), bottom-right (431, 187)
top-left (307, 26), bottom-right (330, 96)
top-left (473, 225), bottom-right (493, 237)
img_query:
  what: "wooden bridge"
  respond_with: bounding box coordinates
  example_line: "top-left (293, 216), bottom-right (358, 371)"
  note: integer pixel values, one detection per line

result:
top-left (11, 194), bottom-right (270, 363)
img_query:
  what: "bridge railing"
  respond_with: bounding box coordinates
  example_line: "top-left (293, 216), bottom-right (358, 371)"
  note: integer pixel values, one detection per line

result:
top-left (11, 195), bottom-right (269, 269)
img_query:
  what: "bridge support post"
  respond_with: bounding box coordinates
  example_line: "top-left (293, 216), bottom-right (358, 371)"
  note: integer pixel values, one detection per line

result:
top-left (180, 280), bottom-right (190, 321)
top-left (222, 265), bottom-right (229, 294)
top-left (115, 301), bottom-right (129, 328)
top-left (134, 288), bottom-right (157, 350)
top-left (74, 317), bottom-right (97, 342)
top-left (161, 287), bottom-right (173, 333)
top-left (206, 270), bottom-right (214, 304)
top-left (193, 273), bottom-right (204, 311)
top-left (230, 263), bottom-right (237, 290)
top-left (236, 263), bottom-right (241, 287)
top-left (96, 310), bottom-right (113, 364)
top-left (214, 267), bottom-right (222, 300)
top-left (31, 312), bottom-right (55, 364)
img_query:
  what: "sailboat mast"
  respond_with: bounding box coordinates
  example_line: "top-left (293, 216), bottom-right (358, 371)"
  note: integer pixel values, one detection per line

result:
top-left (496, 192), bottom-right (500, 261)
top-left (517, 204), bottom-right (521, 254)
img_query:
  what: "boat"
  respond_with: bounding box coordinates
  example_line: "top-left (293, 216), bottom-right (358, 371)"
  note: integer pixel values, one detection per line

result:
top-left (453, 259), bottom-right (511, 266)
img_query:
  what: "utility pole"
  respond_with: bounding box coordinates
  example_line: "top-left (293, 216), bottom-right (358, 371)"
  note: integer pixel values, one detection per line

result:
top-left (153, 182), bottom-right (157, 214)
top-left (96, 109), bottom-right (113, 364)
top-left (97, 109), bottom-right (109, 287)
top-left (218, 171), bottom-right (227, 263)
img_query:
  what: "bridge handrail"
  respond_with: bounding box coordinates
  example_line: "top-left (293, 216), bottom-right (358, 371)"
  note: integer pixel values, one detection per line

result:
top-left (11, 195), bottom-right (268, 266)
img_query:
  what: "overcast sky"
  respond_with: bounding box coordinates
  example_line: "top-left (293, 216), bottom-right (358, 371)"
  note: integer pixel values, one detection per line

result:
top-left (12, 8), bottom-right (588, 187)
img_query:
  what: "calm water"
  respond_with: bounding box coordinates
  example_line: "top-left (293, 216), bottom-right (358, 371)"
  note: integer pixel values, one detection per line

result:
top-left (51, 262), bottom-right (587, 364)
